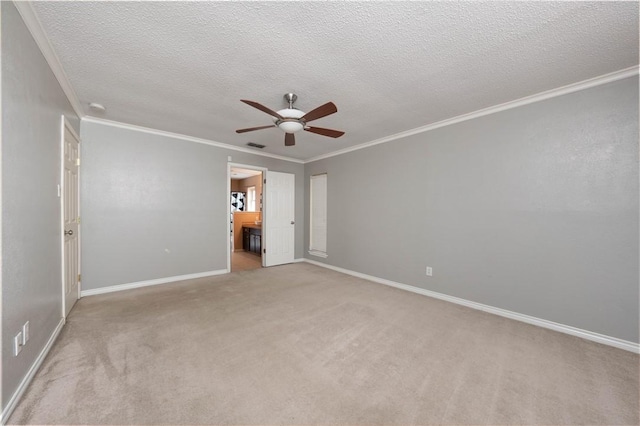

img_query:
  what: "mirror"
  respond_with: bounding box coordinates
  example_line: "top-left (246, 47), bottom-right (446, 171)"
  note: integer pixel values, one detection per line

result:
top-left (230, 167), bottom-right (263, 212)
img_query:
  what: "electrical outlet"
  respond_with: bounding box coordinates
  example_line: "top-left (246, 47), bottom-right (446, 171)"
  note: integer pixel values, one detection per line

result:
top-left (426, 266), bottom-right (433, 277)
top-left (22, 321), bottom-right (30, 344)
top-left (14, 331), bottom-right (23, 356)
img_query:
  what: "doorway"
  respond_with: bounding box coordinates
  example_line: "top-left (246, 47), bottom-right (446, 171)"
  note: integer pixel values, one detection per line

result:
top-left (229, 165), bottom-right (264, 272)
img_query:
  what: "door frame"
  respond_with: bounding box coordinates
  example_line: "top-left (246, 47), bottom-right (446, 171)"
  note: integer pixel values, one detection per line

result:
top-left (227, 162), bottom-right (268, 272)
top-left (60, 115), bottom-right (81, 319)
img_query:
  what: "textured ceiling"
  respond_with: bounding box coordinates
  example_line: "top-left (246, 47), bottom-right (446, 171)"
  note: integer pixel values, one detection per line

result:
top-left (31, 1), bottom-right (639, 161)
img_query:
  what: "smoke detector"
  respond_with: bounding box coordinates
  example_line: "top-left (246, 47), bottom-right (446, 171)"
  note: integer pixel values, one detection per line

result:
top-left (89, 102), bottom-right (106, 113)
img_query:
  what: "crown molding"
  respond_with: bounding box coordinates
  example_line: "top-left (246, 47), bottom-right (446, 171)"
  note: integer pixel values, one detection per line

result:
top-left (82, 116), bottom-right (305, 164)
top-left (305, 65), bottom-right (640, 163)
top-left (13, 1), bottom-right (85, 119)
top-left (13, 0), bottom-right (637, 165)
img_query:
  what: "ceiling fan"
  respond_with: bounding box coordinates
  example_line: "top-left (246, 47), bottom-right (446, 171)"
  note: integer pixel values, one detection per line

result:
top-left (236, 93), bottom-right (345, 146)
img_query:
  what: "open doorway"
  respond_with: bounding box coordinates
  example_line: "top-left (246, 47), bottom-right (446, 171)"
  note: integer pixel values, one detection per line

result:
top-left (229, 166), bottom-right (264, 272)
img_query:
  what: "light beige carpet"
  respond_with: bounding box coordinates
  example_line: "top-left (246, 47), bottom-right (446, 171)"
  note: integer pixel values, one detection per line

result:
top-left (231, 251), bottom-right (262, 272)
top-left (9, 263), bottom-right (639, 425)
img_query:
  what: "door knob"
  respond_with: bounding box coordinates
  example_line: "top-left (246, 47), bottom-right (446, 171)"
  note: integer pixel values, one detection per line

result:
top-left (65, 230), bottom-right (73, 236)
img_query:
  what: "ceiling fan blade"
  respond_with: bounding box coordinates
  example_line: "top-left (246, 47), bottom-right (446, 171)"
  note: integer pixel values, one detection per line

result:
top-left (301, 102), bottom-right (337, 122)
top-left (241, 100), bottom-right (284, 120)
top-left (304, 126), bottom-right (345, 138)
top-left (285, 133), bottom-right (295, 146)
top-left (236, 125), bottom-right (276, 134)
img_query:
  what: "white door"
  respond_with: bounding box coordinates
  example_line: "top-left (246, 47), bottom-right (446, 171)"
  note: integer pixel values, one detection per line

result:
top-left (265, 171), bottom-right (295, 266)
top-left (63, 121), bottom-right (80, 317)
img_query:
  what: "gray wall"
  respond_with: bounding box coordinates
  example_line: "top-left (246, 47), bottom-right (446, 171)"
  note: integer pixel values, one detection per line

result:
top-left (80, 121), bottom-right (304, 291)
top-left (1, 1), bottom-right (636, 414)
top-left (1, 1), bottom-right (80, 410)
top-left (305, 77), bottom-right (639, 343)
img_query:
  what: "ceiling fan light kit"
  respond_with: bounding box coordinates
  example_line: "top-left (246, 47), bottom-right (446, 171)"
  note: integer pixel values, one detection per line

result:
top-left (274, 108), bottom-right (305, 133)
top-left (236, 93), bottom-right (345, 146)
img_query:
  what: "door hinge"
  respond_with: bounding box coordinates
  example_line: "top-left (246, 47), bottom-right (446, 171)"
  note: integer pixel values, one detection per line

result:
top-left (77, 216), bottom-right (81, 224)
top-left (76, 158), bottom-right (80, 166)
top-left (78, 274), bottom-right (81, 282)
top-left (263, 248), bottom-right (266, 254)
top-left (263, 179), bottom-right (266, 184)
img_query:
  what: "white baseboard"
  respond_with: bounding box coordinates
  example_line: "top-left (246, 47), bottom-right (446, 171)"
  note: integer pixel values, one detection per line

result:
top-left (80, 269), bottom-right (228, 297)
top-left (1, 318), bottom-right (65, 425)
top-left (303, 259), bottom-right (640, 354)
top-left (308, 250), bottom-right (328, 258)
